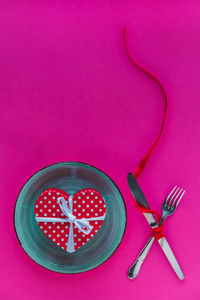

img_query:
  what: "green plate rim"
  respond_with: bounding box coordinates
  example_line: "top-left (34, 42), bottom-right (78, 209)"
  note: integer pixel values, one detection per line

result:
top-left (14, 161), bottom-right (127, 274)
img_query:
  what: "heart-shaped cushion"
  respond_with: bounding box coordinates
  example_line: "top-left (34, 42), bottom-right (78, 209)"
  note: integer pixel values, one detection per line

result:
top-left (34, 188), bottom-right (106, 252)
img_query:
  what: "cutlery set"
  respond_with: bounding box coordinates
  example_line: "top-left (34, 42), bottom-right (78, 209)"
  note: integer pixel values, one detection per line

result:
top-left (127, 173), bottom-right (185, 280)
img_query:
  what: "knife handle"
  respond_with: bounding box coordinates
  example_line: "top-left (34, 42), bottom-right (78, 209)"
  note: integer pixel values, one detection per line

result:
top-left (128, 236), bottom-right (155, 279)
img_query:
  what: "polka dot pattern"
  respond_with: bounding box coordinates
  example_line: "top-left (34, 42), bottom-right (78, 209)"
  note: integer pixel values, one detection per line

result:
top-left (34, 188), bottom-right (106, 252)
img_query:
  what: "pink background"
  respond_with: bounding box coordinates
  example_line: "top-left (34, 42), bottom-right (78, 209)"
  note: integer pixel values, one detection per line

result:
top-left (0, 1), bottom-right (199, 299)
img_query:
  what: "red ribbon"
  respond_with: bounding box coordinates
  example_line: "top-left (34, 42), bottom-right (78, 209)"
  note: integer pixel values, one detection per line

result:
top-left (133, 201), bottom-right (165, 240)
top-left (123, 27), bottom-right (167, 240)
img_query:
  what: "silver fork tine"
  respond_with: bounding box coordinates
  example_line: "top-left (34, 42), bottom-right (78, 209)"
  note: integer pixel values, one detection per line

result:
top-left (168, 187), bottom-right (180, 206)
top-left (165, 186), bottom-right (177, 205)
top-left (170, 188), bottom-right (183, 207)
top-left (174, 190), bottom-right (185, 209)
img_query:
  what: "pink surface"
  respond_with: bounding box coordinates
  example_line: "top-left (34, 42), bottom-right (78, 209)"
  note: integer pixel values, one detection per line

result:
top-left (0, 1), bottom-right (199, 299)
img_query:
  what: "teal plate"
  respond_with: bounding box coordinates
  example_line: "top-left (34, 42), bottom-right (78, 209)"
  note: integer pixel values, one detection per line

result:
top-left (14, 162), bottom-right (127, 273)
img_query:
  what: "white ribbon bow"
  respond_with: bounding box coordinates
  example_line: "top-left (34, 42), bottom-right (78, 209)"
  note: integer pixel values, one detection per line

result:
top-left (36, 195), bottom-right (106, 253)
top-left (57, 197), bottom-right (93, 235)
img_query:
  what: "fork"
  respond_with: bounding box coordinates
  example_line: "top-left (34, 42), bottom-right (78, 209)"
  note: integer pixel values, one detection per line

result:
top-left (128, 186), bottom-right (186, 279)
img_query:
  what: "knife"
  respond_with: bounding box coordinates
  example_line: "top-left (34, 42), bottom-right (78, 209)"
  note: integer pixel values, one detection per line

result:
top-left (127, 173), bottom-right (184, 280)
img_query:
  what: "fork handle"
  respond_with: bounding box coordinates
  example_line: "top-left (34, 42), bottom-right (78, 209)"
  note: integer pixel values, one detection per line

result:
top-left (128, 236), bottom-right (155, 279)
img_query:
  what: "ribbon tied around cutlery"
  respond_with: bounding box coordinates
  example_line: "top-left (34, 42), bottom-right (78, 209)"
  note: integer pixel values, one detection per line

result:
top-left (131, 198), bottom-right (165, 240)
top-left (124, 28), bottom-right (184, 281)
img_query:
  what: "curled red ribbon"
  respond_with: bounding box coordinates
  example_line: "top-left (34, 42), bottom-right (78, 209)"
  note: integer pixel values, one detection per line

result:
top-left (123, 27), bottom-right (167, 239)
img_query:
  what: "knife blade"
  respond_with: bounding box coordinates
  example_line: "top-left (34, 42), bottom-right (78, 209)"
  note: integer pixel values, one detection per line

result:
top-left (127, 173), bottom-right (184, 280)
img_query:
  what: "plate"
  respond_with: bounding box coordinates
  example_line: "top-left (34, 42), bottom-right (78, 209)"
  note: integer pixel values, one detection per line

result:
top-left (14, 162), bottom-right (127, 273)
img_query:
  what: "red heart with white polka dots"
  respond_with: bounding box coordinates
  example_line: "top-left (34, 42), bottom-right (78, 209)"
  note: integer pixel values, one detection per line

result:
top-left (34, 188), bottom-right (106, 252)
